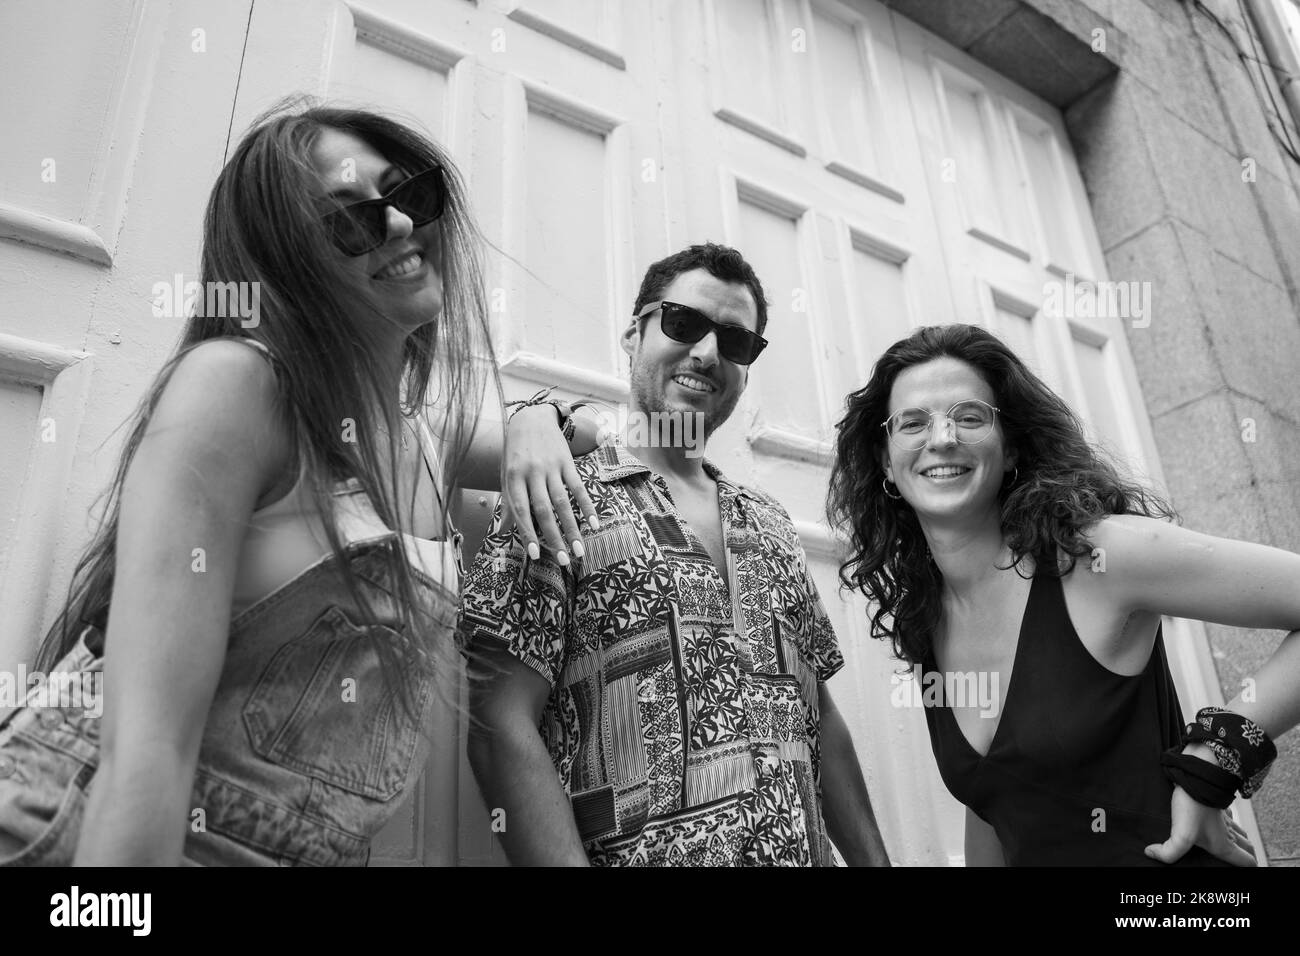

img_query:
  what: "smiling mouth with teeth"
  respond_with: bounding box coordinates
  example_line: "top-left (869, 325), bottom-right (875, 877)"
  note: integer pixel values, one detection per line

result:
top-left (920, 465), bottom-right (972, 478)
top-left (373, 250), bottom-right (424, 280)
top-left (671, 374), bottom-right (716, 394)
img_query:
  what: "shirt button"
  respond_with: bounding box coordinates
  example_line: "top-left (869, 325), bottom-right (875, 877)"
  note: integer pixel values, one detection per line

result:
top-left (38, 709), bottom-right (63, 730)
top-left (0, 754), bottom-right (15, 778)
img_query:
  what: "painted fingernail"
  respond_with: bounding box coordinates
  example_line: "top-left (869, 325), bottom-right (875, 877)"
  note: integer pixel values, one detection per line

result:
top-left (556, 550), bottom-right (571, 567)
top-left (571, 540), bottom-right (585, 559)
top-left (527, 542), bottom-right (540, 561)
top-left (587, 515), bottom-right (601, 531)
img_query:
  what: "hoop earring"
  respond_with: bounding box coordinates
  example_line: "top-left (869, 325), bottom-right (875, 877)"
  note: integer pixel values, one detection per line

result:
top-left (1004, 466), bottom-right (1020, 487)
top-left (883, 477), bottom-right (903, 501)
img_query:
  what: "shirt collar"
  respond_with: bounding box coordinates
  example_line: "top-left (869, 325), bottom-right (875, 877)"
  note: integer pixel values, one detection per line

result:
top-left (592, 440), bottom-right (759, 502)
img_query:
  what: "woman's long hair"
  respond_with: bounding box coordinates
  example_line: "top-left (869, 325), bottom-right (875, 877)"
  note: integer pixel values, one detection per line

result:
top-left (826, 323), bottom-right (1174, 667)
top-left (36, 97), bottom-right (498, 716)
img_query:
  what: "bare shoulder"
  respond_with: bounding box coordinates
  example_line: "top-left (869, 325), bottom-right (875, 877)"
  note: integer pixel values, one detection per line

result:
top-left (1067, 513), bottom-right (1210, 616)
top-left (1052, 515), bottom-right (1149, 603)
top-left (1085, 512), bottom-right (1175, 549)
top-left (154, 339), bottom-right (290, 446)
top-left (164, 338), bottom-right (280, 408)
top-left (140, 338), bottom-right (293, 496)
top-left (1083, 513), bottom-right (1218, 571)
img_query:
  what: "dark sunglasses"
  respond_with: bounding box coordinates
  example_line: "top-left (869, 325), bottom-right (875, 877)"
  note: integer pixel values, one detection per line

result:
top-left (634, 300), bottom-right (768, 365)
top-left (320, 166), bottom-right (447, 256)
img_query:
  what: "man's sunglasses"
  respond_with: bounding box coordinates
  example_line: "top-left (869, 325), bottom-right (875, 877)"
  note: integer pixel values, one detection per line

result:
top-left (321, 166), bottom-right (447, 256)
top-left (634, 300), bottom-right (768, 365)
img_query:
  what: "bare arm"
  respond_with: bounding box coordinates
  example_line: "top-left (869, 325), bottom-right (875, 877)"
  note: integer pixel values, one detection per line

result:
top-left (1089, 516), bottom-right (1295, 866)
top-left (964, 806), bottom-right (1005, 866)
top-left (1091, 514), bottom-right (1300, 738)
top-left (818, 684), bottom-right (890, 866)
top-left (466, 645), bottom-right (590, 866)
top-left (74, 341), bottom-right (287, 865)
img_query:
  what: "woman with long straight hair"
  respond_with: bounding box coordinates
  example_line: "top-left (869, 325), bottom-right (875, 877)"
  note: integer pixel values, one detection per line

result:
top-left (827, 323), bottom-right (1300, 866)
top-left (0, 99), bottom-right (597, 866)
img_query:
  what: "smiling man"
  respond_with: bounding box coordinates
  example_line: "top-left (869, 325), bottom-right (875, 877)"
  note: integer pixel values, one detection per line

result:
top-left (458, 243), bottom-right (889, 866)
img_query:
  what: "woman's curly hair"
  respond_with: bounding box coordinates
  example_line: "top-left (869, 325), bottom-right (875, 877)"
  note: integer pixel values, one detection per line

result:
top-left (826, 323), bottom-right (1175, 666)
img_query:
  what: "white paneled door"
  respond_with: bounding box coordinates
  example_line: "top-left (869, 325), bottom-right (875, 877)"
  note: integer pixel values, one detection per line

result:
top-left (1, 0), bottom-right (1240, 865)
top-left (0, 0), bottom-right (255, 705)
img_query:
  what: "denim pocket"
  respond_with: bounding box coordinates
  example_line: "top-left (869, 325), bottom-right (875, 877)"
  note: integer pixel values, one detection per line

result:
top-left (241, 605), bottom-right (432, 801)
top-left (0, 735), bottom-right (94, 867)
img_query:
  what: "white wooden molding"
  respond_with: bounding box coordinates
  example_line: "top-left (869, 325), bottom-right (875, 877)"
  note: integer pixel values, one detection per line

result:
top-left (713, 107), bottom-right (808, 156)
top-left (849, 226), bottom-right (912, 265)
top-left (825, 160), bottom-right (905, 202)
top-left (0, 333), bottom-right (93, 386)
top-left (967, 225), bottom-right (1032, 262)
top-left (507, 5), bottom-right (626, 69)
top-left (748, 425), bottom-right (834, 465)
top-left (0, 204), bottom-right (113, 267)
top-left (499, 350), bottom-right (629, 402)
top-left (348, 2), bottom-right (472, 70)
top-left (520, 77), bottom-right (625, 135)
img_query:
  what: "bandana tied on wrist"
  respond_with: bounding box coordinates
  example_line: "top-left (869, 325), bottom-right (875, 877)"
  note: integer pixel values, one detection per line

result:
top-left (1184, 706), bottom-right (1277, 798)
top-left (1161, 706), bottom-right (1277, 807)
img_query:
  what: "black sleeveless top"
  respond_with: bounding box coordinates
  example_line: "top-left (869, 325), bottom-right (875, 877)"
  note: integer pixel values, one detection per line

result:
top-left (923, 572), bottom-right (1231, 866)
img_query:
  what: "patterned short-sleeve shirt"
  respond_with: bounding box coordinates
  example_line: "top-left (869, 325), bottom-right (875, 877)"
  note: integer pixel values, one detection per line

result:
top-left (457, 442), bottom-right (844, 866)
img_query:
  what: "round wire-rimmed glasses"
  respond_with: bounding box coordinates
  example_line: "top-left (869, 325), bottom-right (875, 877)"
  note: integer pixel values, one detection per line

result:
top-left (881, 399), bottom-right (1001, 450)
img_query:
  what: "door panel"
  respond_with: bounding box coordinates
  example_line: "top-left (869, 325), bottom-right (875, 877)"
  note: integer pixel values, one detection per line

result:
top-left (0, 0), bottom-right (251, 713)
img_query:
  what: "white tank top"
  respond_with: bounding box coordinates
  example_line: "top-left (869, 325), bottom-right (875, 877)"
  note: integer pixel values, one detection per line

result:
top-left (225, 339), bottom-right (460, 618)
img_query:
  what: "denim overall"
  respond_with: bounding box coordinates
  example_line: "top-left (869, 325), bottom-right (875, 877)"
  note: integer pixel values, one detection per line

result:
top-left (185, 522), bottom-right (459, 866)
top-left (0, 342), bottom-right (461, 866)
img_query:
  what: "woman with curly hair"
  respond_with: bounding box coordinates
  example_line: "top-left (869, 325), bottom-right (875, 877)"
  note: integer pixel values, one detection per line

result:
top-left (827, 323), bottom-right (1300, 866)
